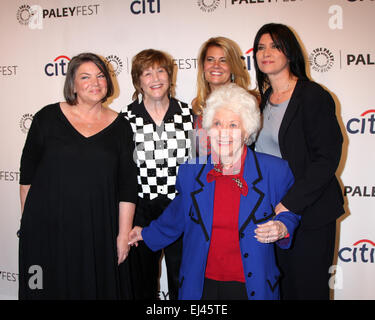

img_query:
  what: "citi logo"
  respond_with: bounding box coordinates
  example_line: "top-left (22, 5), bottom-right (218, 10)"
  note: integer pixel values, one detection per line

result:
top-left (130, 0), bottom-right (160, 14)
top-left (244, 48), bottom-right (253, 71)
top-left (338, 239), bottom-right (375, 263)
top-left (44, 55), bottom-right (70, 77)
top-left (346, 109), bottom-right (375, 134)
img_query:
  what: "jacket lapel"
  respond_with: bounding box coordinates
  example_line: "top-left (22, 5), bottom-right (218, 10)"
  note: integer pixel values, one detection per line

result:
top-left (190, 150), bottom-right (267, 240)
top-left (190, 160), bottom-right (215, 242)
top-left (239, 150), bottom-right (265, 233)
top-left (278, 79), bottom-right (305, 157)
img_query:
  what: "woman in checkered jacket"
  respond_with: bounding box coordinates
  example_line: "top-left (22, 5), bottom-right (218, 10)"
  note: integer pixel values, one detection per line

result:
top-left (121, 49), bottom-right (194, 300)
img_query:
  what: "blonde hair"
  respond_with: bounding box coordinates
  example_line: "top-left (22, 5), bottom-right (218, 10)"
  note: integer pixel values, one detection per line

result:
top-left (192, 37), bottom-right (256, 115)
top-left (203, 83), bottom-right (260, 145)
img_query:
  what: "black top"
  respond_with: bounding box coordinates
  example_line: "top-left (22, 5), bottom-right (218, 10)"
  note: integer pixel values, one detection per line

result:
top-left (259, 79), bottom-right (344, 228)
top-left (19, 103), bottom-right (137, 299)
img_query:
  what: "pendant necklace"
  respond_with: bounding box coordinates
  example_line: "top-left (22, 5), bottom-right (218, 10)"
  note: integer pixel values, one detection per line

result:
top-left (267, 79), bottom-right (293, 120)
top-left (266, 99), bottom-right (279, 120)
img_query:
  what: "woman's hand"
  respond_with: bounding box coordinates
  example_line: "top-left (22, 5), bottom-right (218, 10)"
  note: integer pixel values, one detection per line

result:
top-left (117, 234), bottom-right (130, 265)
top-left (128, 226), bottom-right (144, 247)
top-left (254, 220), bottom-right (288, 243)
top-left (117, 202), bottom-right (136, 265)
top-left (275, 202), bottom-right (289, 215)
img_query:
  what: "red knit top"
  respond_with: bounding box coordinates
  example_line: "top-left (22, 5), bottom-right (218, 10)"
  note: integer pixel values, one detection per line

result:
top-left (205, 147), bottom-right (248, 283)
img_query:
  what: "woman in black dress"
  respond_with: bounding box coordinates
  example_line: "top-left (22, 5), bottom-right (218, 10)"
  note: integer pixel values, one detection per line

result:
top-left (19, 53), bottom-right (137, 299)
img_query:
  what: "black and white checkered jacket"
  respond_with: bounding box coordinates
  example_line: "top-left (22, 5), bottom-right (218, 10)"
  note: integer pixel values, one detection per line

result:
top-left (122, 98), bottom-right (194, 200)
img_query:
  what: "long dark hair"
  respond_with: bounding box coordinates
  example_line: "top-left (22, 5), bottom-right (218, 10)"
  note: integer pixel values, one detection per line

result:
top-left (253, 23), bottom-right (309, 98)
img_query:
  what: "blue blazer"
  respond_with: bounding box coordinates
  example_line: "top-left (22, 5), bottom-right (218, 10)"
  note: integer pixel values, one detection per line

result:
top-left (142, 148), bottom-right (300, 300)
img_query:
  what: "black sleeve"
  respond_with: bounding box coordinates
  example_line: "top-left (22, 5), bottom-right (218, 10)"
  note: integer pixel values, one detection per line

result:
top-left (118, 118), bottom-right (138, 204)
top-left (19, 111), bottom-right (44, 185)
top-left (282, 86), bottom-right (343, 213)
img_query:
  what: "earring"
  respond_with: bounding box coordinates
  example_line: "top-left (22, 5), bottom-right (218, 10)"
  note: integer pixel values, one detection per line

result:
top-left (231, 73), bottom-right (235, 82)
top-left (138, 93), bottom-right (143, 103)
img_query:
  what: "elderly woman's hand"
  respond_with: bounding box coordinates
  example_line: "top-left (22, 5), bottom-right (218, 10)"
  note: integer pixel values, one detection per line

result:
top-left (254, 220), bottom-right (288, 243)
top-left (128, 226), bottom-right (143, 247)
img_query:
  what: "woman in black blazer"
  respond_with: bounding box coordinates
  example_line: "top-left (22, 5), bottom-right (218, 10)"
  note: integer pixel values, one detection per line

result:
top-left (252, 23), bottom-right (344, 300)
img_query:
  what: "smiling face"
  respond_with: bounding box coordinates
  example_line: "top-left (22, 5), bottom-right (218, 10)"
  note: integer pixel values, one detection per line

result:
top-left (203, 46), bottom-right (232, 91)
top-left (74, 61), bottom-right (107, 106)
top-left (209, 107), bottom-right (247, 165)
top-left (139, 64), bottom-right (170, 103)
top-left (255, 33), bottom-right (290, 78)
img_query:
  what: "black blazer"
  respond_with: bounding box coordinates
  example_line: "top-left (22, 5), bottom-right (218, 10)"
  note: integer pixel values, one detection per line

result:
top-left (259, 79), bottom-right (344, 228)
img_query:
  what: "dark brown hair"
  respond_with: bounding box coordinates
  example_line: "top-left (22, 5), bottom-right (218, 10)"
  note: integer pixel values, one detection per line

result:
top-left (253, 23), bottom-right (308, 98)
top-left (63, 52), bottom-right (114, 105)
top-left (131, 49), bottom-right (174, 101)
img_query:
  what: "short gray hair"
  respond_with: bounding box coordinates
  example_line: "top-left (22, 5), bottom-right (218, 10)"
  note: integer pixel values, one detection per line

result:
top-left (202, 83), bottom-right (260, 145)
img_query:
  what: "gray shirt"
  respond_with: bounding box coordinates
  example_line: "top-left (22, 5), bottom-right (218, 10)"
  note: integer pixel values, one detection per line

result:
top-left (255, 98), bottom-right (290, 158)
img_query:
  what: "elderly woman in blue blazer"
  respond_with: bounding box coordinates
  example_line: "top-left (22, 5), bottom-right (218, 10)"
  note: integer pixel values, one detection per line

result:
top-left (129, 83), bottom-right (300, 300)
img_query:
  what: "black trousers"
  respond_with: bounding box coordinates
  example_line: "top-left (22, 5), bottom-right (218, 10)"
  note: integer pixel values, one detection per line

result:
top-left (201, 278), bottom-right (248, 300)
top-left (276, 221), bottom-right (337, 300)
top-left (129, 197), bottom-right (182, 300)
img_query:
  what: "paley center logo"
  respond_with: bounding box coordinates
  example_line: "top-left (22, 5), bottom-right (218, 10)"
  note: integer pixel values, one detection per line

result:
top-left (344, 185), bottom-right (375, 198)
top-left (17, 4), bottom-right (100, 29)
top-left (173, 58), bottom-right (197, 70)
top-left (231, 0), bottom-right (303, 6)
top-left (309, 47), bottom-right (334, 73)
top-left (0, 65), bottom-right (18, 76)
top-left (19, 113), bottom-right (33, 134)
top-left (0, 270), bottom-right (18, 283)
top-left (197, 0), bottom-right (221, 13)
top-left (0, 170), bottom-right (20, 182)
top-left (346, 53), bottom-right (375, 67)
top-left (346, 109), bottom-right (375, 135)
top-left (339, 239), bottom-right (375, 263)
top-left (44, 55), bottom-right (71, 77)
top-left (17, 4), bottom-right (42, 29)
top-left (105, 55), bottom-right (125, 77)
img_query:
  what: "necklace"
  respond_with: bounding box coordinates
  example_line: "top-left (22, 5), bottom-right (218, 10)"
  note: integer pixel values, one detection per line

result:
top-left (266, 99), bottom-right (279, 120)
top-left (270, 78), bottom-right (296, 104)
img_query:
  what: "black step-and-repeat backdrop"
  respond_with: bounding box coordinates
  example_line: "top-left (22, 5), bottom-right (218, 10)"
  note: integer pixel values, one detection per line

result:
top-left (1, 0), bottom-right (374, 300)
